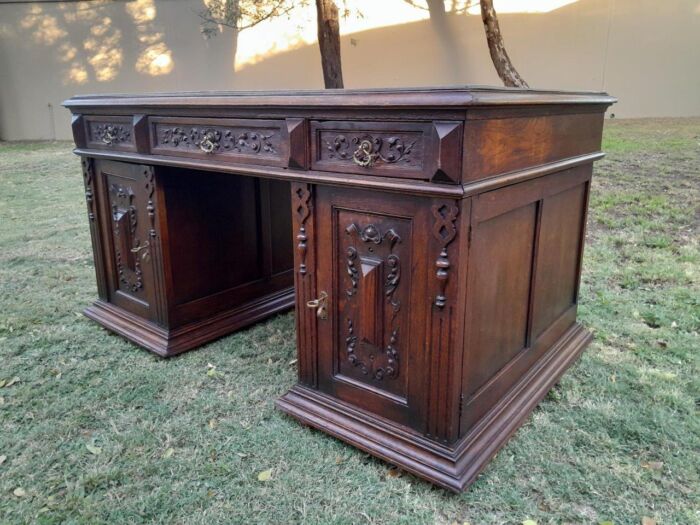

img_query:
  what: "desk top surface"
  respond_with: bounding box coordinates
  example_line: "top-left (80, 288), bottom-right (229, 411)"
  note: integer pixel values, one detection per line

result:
top-left (64, 85), bottom-right (616, 110)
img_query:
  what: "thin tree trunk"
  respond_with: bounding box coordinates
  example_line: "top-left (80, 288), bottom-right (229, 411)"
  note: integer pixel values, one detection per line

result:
top-left (426, 0), bottom-right (463, 82)
top-left (480, 0), bottom-right (528, 88)
top-left (315, 0), bottom-right (344, 89)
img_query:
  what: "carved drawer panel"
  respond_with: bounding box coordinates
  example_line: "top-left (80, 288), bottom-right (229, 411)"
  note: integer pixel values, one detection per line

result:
top-left (310, 120), bottom-right (463, 183)
top-left (149, 117), bottom-right (305, 168)
top-left (84, 115), bottom-right (136, 152)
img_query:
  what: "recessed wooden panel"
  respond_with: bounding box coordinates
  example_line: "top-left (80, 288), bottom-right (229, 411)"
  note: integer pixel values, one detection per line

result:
top-left (85, 115), bottom-right (136, 152)
top-left (311, 120), bottom-right (462, 181)
top-left (531, 183), bottom-right (587, 338)
top-left (160, 170), bottom-right (263, 306)
top-left (465, 111), bottom-right (604, 181)
top-left (466, 203), bottom-right (537, 398)
top-left (94, 160), bottom-right (158, 321)
top-left (268, 180), bottom-right (295, 275)
top-left (149, 117), bottom-right (290, 167)
top-left (335, 211), bottom-right (411, 400)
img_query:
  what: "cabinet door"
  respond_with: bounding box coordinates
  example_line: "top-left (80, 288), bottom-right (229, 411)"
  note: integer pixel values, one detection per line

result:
top-left (94, 159), bottom-right (161, 322)
top-left (313, 187), bottom-right (434, 430)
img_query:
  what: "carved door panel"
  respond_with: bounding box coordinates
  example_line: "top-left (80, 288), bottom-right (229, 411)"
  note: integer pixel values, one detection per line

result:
top-left (94, 160), bottom-right (161, 322)
top-left (315, 187), bottom-right (432, 430)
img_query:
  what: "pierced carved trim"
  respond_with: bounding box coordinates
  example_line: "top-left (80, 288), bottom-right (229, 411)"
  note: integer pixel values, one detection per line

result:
top-left (143, 166), bottom-right (156, 240)
top-left (81, 157), bottom-right (95, 222)
top-left (432, 203), bottom-right (459, 308)
top-left (292, 184), bottom-right (312, 275)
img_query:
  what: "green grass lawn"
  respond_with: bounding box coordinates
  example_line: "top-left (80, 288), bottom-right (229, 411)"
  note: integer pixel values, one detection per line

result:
top-left (1, 118), bottom-right (698, 524)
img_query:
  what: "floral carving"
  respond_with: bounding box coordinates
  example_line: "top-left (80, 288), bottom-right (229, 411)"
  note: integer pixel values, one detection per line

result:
top-left (345, 319), bottom-right (399, 381)
top-left (323, 133), bottom-right (418, 168)
top-left (345, 223), bottom-right (401, 247)
top-left (158, 126), bottom-right (277, 155)
top-left (91, 123), bottom-right (131, 146)
top-left (385, 254), bottom-right (400, 313)
top-left (346, 247), bottom-right (359, 297)
top-left (343, 221), bottom-right (403, 382)
top-left (110, 183), bottom-right (143, 293)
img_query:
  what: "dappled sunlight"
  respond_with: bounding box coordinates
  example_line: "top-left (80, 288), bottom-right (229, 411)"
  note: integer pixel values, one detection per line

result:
top-left (235, 0), bottom-right (580, 70)
top-left (135, 43), bottom-right (174, 76)
top-left (126, 0), bottom-right (157, 24)
top-left (64, 63), bottom-right (89, 85)
top-left (21, 5), bottom-right (67, 45)
top-left (84, 17), bottom-right (123, 82)
top-left (126, 0), bottom-right (175, 77)
top-left (12, 0), bottom-right (175, 85)
top-left (466, 0), bottom-right (579, 14)
top-left (236, 0), bottom-right (431, 70)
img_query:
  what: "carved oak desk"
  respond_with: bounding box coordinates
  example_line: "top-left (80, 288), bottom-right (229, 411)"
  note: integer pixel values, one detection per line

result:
top-left (65, 87), bottom-right (615, 491)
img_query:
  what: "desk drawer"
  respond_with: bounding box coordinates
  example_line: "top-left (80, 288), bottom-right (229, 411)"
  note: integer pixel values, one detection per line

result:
top-left (310, 120), bottom-right (463, 182)
top-left (149, 117), bottom-right (304, 168)
top-left (84, 115), bottom-right (136, 152)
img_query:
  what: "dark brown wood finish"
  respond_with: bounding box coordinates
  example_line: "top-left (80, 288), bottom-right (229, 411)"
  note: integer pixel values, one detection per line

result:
top-left (65, 86), bottom-right (614, 491)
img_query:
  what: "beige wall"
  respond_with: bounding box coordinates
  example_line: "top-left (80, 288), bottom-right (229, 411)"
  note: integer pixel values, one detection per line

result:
top-left (0, 0), bottom-right (698, 141)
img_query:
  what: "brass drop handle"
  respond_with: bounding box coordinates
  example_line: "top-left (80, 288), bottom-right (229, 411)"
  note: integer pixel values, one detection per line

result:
top-left (130, 241), bottom-right (150, 260)
top-left (306, 291), bottom-right (328, 320)
top-left (352, 139), bottom-right (377, 168)
top-left (199, 131), bottom-right (218, 154)
top-left (130, 241), bottom-right (150, 253)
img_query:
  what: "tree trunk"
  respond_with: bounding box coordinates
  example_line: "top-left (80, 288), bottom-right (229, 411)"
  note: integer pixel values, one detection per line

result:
top-left (315, 0), bottom-right (344, 89)
top-left (426, 0), bottom-right (463, 82)
top-left (480, 0), bottom-right (528, 88)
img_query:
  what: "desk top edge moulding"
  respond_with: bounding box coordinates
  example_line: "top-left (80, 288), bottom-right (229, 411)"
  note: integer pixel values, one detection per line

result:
top-left (65, 86), bottom-right (616, 491)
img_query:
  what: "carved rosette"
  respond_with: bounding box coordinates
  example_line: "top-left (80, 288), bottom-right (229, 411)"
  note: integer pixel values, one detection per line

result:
top-left (432, 203), bottom-right (459, 308)
top-left (158, 125), bottom-right (277, 155)
top-left (344, 222), bottom-right (403, 381)
top-left (292, 185), bottom-right (312, 275)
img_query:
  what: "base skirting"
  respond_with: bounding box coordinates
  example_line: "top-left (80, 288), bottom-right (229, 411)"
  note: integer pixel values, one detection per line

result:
top-left (84, 287), bottom-right (295, 357)
top-left (276, 322), bottom-right (592, 492)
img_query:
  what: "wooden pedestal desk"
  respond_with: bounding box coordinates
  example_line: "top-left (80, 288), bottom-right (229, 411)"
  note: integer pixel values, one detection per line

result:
top-left (65, 87), bottom-right (615, 491)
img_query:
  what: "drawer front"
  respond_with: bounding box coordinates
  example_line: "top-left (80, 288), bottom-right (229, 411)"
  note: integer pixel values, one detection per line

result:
top-left (310, 120), bottom-right (463, 182)
top-left (149, 117), bottom-right (299, 168)
top-left (84, 116), bottom-right (136, 152)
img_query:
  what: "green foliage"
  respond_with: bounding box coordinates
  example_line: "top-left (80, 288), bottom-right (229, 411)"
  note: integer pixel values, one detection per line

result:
top-left (0, 118), bottom-right (699, 523)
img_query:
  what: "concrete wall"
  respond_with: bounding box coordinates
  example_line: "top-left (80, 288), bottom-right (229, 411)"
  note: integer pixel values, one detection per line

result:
top-left (0, 0), bottom-right (698, 141)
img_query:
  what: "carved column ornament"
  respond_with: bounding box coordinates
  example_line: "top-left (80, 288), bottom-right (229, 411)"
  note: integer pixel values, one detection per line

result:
top-left (292, 184), bottom-right (312, 275)
top-left (432, 203), bottom-right (459, 308)
top-left (81, 157), bottom-right (96, 222)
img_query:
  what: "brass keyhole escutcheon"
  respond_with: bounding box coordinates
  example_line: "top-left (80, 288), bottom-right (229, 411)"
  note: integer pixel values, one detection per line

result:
top-left (306, 291), bottom-right (328, 320)
top-left (352, 139), bottom-right (377, 168)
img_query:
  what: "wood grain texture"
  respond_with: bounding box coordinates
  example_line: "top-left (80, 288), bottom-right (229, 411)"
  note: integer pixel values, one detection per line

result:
top-left (66, 86), bottom-right (614, 492)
